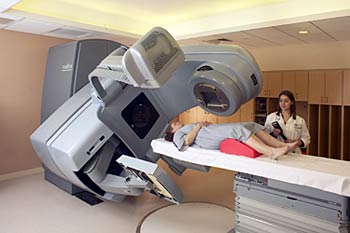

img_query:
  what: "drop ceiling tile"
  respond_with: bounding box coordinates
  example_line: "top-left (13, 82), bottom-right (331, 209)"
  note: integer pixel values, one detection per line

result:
top-left (218, 40), bottom-right (255, 50)
top-left (245, 27), bottom-right (305, 45)
top-left (275, 22), bottom-right (335, 43)
top-left (0, 12), bottom-right (23, 28)
top-left (313, 16), bottom-right (350, 32)
top-left (194, 35), bottom-right (222, 41)
top-left (5, 18), bottom-right (62, 34)
top-left (44, 26), bottom-right (96, 39)
top-left (313, 16), bottom-right (350, 41)
top-left (178, 38), bottom-right (206, 46)
top-left (217, 31), bottom-right (276, 48)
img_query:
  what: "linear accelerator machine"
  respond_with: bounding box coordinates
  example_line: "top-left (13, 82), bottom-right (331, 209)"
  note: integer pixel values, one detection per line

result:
top-left (31, 27), bottom-right (261, 203)
top-left (31, 27), bottom-right (350, 232)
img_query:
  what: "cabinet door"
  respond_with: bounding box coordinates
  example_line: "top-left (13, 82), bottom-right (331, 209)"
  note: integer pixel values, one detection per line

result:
top-left (282, 71), bottom-right (295, 93)
top-left (268, 72), bottom-right (282, 97)
top-left (258, 73), bottom-right (269, 97)
top-left (178, 110), bottom-right (190, 125)
top-left (240, 99), bottom-right (254, 122)
top-left (196, 107), bottom-right (206, 122)
top-left (308, 71), bottom-right (325, 104)
top-left (295, 71), bottom-right (308, 101)
top-left (325, 70), bottom-right (343, 105)
top-left (217, 109), bottom-right (241, 124)
top-left (344, 71), bottom-right (350, 105)
top-left (197, 107), bottom-right (218, 124)
top-left (206, 112), bottom-right (218, 124)
top-left (179, 107), bottom-right (198, 124)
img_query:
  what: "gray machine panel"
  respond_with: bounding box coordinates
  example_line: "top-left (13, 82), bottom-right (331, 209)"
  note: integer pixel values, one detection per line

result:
top-left (41, 39), bottom-right (122, 122)
top-left (31, 85), bottom-right (92, 178)
top-left (117, 155), bottom-right (183, 204)
top-left (96, 86), bottom-right (169, 162)
top-left (236, 197), bottom-right (348, 233)
top-left (75, 40), bottom-right (120, 94)
top-left (234, 172), bottom-right (350, 223)
top-left (40, 39), bottom-right (124, 195)
top-left (41, 41), bottom-right (79, 122)
top-left (234, 172), bottom-right (350, 233)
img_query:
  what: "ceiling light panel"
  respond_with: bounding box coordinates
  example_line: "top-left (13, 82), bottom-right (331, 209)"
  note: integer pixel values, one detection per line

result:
top-left (44, 26), bottom-right (97, 39)
top-left (5, 18), bottom-right (62, 34)
top-left (275, 22), bottom-right (335, 43)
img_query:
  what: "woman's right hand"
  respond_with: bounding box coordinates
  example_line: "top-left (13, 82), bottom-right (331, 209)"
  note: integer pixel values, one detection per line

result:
top-left (272, 128), bottom-right (281, 137)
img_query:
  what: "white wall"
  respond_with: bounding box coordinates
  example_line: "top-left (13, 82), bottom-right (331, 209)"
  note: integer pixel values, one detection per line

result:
top-left (0, 29), bottom-right (71, 175)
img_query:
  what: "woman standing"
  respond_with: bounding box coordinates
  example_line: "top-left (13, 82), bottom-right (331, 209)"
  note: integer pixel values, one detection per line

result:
top-left (264, 90), bottom-right (310, 154)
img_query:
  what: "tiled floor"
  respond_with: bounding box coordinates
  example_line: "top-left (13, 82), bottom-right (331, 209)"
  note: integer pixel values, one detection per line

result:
top-left (0, 167), bottom-right (235, 233)
top-left (139, 202), bottom-right (234, 233)
top-left (0, 172), bottom-right (168, 233)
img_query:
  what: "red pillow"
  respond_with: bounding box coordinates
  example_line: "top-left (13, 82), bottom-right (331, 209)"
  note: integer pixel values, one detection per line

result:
top-left (220, 138), bottom-right (262, 158)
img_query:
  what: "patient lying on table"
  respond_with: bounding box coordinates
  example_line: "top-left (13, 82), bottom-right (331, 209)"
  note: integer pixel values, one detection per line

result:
top-left (164, 121), bottom-right (298, 160)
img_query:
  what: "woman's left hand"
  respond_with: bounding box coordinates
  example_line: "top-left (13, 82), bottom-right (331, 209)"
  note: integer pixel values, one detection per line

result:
top-left (203, 121), bottom-right (211, 126)
top-left (286, 138), bottom-right (301, 146)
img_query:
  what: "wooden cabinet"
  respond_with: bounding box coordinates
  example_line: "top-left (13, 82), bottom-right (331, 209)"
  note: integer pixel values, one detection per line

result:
top-left (259, 72), bottom-right (282, 97)
top-left (179, 107), bottom-right (199, 125)
top-left (318, 105), bottom-right (329, 157)
top-left (282, 71), bottom-right (308, 101)
top-left (329, 106), bottom-right (341, 160)
top-left (325, 71), bottom-right (343, 105)
top-left (197, 108), bottom-right (218, 124)
top-left (240, 99), bottom-right (254, 122)
top-left (308, 71), bottom-right (324, 104)
top-left (343, 70), bottom-right (350, 105)
top-left (308, 70), bottom-right (342, 105)
top-left (295, 71), bottom-right (309, 101)
top-left (217, 109), bottom-right (241, 124)
top-left (343, 106), bottom-right (350, 161)
top-left (179, 106), bottom-right (241, 125)
top-left (308, 104), bottom-right (342, 159)
top-left (308, 104), bottom-right (319, 156)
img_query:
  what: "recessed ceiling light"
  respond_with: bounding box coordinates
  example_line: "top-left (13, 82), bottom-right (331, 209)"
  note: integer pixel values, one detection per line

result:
top-left (298, 30), bottom-right (309, 35)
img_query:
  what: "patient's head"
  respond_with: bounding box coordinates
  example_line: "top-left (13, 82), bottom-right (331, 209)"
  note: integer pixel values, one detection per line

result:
top-left (164, 121), bottom-right (183, 142)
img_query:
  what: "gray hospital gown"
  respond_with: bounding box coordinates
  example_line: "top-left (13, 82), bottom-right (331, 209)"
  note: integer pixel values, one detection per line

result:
top-left (173, 122), bottom-right (264, 151)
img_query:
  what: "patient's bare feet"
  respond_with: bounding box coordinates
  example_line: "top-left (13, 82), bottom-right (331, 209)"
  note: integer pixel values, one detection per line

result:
top-left (286, 141), bottom-right (299, 153)
top-left (270, 146), bottom-right (289, 160)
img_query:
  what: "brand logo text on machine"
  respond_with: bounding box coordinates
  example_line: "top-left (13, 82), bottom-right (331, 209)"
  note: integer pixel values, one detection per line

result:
top-left (62, 64), bottom-right (73, 72)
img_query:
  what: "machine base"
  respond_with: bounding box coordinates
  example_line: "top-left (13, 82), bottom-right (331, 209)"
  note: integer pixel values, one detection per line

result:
top-left (44, 167), bottom-right (103, 205)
